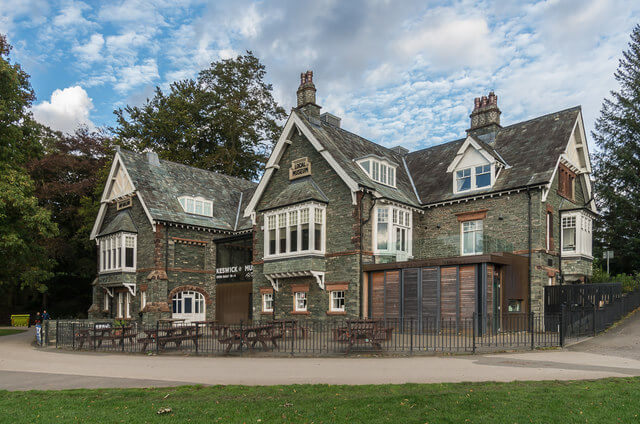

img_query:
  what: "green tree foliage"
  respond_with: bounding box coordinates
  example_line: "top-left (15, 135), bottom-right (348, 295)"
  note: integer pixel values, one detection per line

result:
top-left (0, 34), bottom-right (58, 294)
top-left (113, 52), bottom-right (286, 180)
top-left (592, 24), bottom-right (640, 275)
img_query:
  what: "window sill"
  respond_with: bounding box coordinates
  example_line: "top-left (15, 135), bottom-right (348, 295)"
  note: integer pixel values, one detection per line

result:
top-left (326, 310), bottom-right (346, 315)
top-left (290, 310), bottom-right (310, 315)
top-left (561, 252), bottom-right (594, 260)
top-left (264, 252), bottom-right (325, 261)
top-left (99, 269), bottom-right (136, 275)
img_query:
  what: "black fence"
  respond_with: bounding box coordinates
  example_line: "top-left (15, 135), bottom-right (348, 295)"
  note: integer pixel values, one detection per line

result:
top-left (561, 287), bottom-right (640, 338)
top-left (545, 283), bottom-right (623, 315)
top-left (48, 313), bottom-right (561, 356)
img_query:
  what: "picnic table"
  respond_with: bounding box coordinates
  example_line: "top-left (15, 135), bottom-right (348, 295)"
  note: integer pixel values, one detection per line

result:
top-left (332, 319), bottom-right (394, 354)
top-left (138, 324), bottom-right (202, 351)
top-left (74, 324), bottom-right (135, 349)
top-left (270, 319), bottom-right (308, 341)
top-left (216, 323), bottom-right (280, 354)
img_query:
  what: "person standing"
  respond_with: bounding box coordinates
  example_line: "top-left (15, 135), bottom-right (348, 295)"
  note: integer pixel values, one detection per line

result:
top-left (42, 310), bottom-right (50, 321)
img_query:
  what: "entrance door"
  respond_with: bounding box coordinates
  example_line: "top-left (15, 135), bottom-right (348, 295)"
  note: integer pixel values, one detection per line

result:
top-left (172, 291), bottom-right (206, 323)
top-left (215, 282), bottom-right (252, 324)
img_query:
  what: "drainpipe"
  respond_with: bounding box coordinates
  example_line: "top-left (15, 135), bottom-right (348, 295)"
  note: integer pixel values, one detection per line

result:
top-left (527, 187), bottom-right (532, 317)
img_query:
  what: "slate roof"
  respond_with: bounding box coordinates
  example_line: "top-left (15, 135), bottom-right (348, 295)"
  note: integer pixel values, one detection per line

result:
top-left (404, 106), bottom-right (582, 205)
top-left (296, 110), bottom-right (421, 207)
top-left (260, 176), bottom-right (329, 211)
top-left (117, 149), bottom-right (256, 231)
top-left (97, 210), bottom-right (138, 236)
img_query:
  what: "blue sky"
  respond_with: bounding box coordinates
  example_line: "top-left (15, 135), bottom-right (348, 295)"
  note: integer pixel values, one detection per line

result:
top-left (2, 0), bottom-right (639, 151)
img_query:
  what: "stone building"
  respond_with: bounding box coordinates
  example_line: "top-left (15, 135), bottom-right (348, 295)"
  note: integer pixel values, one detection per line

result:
top-left (88, 149), bottom-right (256, 324)
top-left (244, 71), bottom-right (595, 325)
top-left (89, 71), bottom-right (595, 327)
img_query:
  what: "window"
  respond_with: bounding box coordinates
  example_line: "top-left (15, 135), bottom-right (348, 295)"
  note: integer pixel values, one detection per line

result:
top-left (264, 203), bottom-right (325, 259)
top-left (178, 196), bottom-right (213, 217)
top-left (330, 290), bottom-right (345, 312)
top-left (508, 299), bottom-right (522, 313)
top-left (374, 206), bottom-right (412, 256)
top-left (562, 216), bottom-right (576, 252)
top-left (561, 212), bottom-right (592, 257)
top-left (357, 157), bottom-right (397, 188)
top-left (294, 292), bottom-right (307, 312)
top-left (546, 210), bottom-right (553, 251)
top-left (262, 293), bottom-right (273, 313)
top-left (99, 233), bottom-right (136, 273)
top-left (462, 220), bottom-right (483, 255)
top-left (262, 293), bottom-right (273, 312)
top-left (140, 291), bottom-right (147, 311)
top-left (172, 291), bottom-right (205, 319)
top-left (117, 198), bottom-right (132, 210)
top-left (125, 292), bottom-right (131, 319)
top-left (557, 165), bottom-right (575, 199)
top-left (117, 292), bottom-right (124, 318)
top-left (455, 164), bottom-right (493, 193)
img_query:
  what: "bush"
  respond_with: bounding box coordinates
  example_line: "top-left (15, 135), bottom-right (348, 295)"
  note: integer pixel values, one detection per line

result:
top-left (590, 266), bottom-right (640, 292)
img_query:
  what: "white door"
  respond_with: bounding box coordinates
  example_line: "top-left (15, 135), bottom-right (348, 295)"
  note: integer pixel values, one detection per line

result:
top-left (171, 291), bottom-right (206, 323)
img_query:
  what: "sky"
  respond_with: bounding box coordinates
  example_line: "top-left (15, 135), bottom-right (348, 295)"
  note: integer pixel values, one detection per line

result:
top-left (1, 0), bottom-right (639, 152)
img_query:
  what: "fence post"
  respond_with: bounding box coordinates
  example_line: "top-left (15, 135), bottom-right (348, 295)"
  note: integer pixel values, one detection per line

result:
top-left (239, 320), bottom-right (243, 354)
top-left (155, 321), bottom-right (159, 354)
top-left (93, 322), bottom-right (96, 351)
top-left (121, 323), bottom-right (125, 352)
top-left (530, 312), bottom-right (534, 350)
top-left (472, 314), bottom-right (476, 354)
top-left (291, 321), bottom-right (295, 356)
top-left (560, 305), bottom-right (565, 347)
top-left (195, 323), bottom-right (199, 354)
top-left (55, 320), bottom-right (59, 349)
top-left (410, 319), bottom-right (414, 355)
top-left (592, 301), bottom-right (597, 337)
top-left (72, 322), bottom-right (75, 350)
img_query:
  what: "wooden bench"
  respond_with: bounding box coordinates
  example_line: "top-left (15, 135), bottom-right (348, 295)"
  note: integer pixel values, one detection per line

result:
top-left (333, 320), bottom-right (394, 354)
top-left (138, 326), bottom-right (201, 351)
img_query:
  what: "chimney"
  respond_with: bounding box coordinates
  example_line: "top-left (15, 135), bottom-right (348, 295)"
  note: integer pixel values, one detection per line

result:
top-left (146, 151), bottom-right (160, 166)
top-left (296, 70), bottom-right (321, 119)
top-left (467, 91), bottom-right (501, 138)
top-left (320, 112), bottom-right (341, 128)
top-left (390, 146), bottom-right (409, 156)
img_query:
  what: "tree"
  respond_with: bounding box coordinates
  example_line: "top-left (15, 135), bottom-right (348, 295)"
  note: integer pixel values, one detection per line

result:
top-left (0, 34), bottom-right (58, 297)
top-left (27, 127), bottom-right (113, 315)
top-left (592, 24), bottom-right (640, 275)
top-left (113, 52), bottom-right (286, 180)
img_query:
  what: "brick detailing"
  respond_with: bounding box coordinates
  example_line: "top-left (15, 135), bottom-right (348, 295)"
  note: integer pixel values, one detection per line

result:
top-left (154, 222), bottom-right (164, 269)
top-left (455, 209), bottom-right (488, 222)
top-left (167, 285), bottom-right (213, 305)
top-left (146, 270), bottom-right (168, 280)
top-left (325, 282), bottom-right (349, 291)
top-left (171, 236), bottom-right (208, 245)
top-left (290, 283), bottom-right (310, 293)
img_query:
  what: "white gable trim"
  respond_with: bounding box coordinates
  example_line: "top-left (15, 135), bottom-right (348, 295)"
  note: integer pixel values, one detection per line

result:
top-left (446, 136), bottom-right (497, 173)
top-left (244, 113), bottom-right (359, 217)
top-left (90, 151), bottom-right (155, 240)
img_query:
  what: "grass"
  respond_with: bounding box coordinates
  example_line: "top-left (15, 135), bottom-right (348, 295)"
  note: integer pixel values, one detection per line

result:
top-left (1, 378), bottom-right (640, 423)
top-left (0, 329), bottom-right (26, 336)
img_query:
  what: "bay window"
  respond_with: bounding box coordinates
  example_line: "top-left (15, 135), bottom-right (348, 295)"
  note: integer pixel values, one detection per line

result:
top-left (99, 232), bottom-right (137, 273)
top-left (374, 205), bottom-right (412, 256)
top-left (562, 212), bottom-right (592, 257)
top-left (264, 203), bottom-right (326, 259)
top-left (461, 220), bottom-right (483, 255)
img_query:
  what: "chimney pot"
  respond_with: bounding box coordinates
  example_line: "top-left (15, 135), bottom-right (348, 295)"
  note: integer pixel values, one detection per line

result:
top-left (467, 91), bottom-right (501, 137)
top-left (296, 69), bottom-right (321, 118)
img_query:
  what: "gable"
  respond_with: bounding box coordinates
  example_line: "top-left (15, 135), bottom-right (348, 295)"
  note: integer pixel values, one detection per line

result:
top-left (104, 157), bottom-right (135, 201)
top-left (456, 146), bottom-right (491, 169)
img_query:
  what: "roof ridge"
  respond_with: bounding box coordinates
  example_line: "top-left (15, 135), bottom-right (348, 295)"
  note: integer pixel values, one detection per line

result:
top-left (499, 105), bottom-right (581, 130)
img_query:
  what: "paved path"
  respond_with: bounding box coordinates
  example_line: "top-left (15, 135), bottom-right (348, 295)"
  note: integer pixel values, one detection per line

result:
top-left (568, 309), bottom-right (640, 360)
top-left (1, 315), bottom-right (640, 391)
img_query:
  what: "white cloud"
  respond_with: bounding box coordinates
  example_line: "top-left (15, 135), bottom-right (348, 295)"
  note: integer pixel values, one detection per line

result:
top-left (114, 59), bottom-right (160, 92)
top-left (73, 33), bottom-right (104, 63)
top-left (32, 86), bottom-right (95, 133)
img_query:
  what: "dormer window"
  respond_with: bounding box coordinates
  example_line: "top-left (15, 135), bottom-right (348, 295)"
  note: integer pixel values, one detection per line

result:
top-left (178, 196), bottom-right (213, 217)
top-left (357, 157), bottom-right (396, 187)
top-left (454, 164), bottom-right (493, 193)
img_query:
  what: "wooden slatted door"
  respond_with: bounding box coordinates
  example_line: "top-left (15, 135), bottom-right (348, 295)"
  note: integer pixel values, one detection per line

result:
top-left (385, 271), bottom-right (401, 319)
top-left (370, 271), bottom-right (385, 318)
top-left (402, 268), bottom-right (419, 324)
top-left (440, 267), bottom-right (458, 329)
top-left (422, 267), bottom-right (439, 330)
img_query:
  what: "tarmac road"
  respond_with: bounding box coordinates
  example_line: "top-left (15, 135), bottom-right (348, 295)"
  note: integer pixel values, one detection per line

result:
top-left (1, 313), bottom-right (640, 391)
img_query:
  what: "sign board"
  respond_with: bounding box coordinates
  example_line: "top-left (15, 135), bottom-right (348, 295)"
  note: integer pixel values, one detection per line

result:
top-left (216, 264), bottom-right (253, 282)
top-left (603, 251), bottom-right (614, 259)
top-left (289, 157), bottom-right (311, 180)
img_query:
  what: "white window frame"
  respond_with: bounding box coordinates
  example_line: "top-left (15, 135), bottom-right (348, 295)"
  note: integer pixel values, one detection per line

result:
top-left (373, 205), bottom-right (413, 256)
top-left (117, 292), bottom-right (124, 318)
top-left (103, 292), bottom-right (110, 311)
top-left (125, 292), bottom-right (131, 319)
top-left (356, 157), bottom-right (397, 188)
top-left (330, 290), bottom-right (345, 312)
top-left (294, 291), bottom-right (307, 312)
top-left (178, 196), bottom-right (213, 217)
top-left (561, 212), bottom-right (593, 258)
top-left (98, 232), bottom-right (137, 273)
top-left (461, 220), bottom-right (483, 256)
top-left (453, 164), bottom-right (495, 194)
top-left (263, 202), bottom-right (326, 259)
top-left (262, 293), bottom-right (273, 313)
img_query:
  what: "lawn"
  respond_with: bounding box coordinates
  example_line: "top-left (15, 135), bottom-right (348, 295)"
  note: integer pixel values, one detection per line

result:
top-left (0, 329), bottom-right (26, 336)
top-left (2, 378), bottom-right (640, 423)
